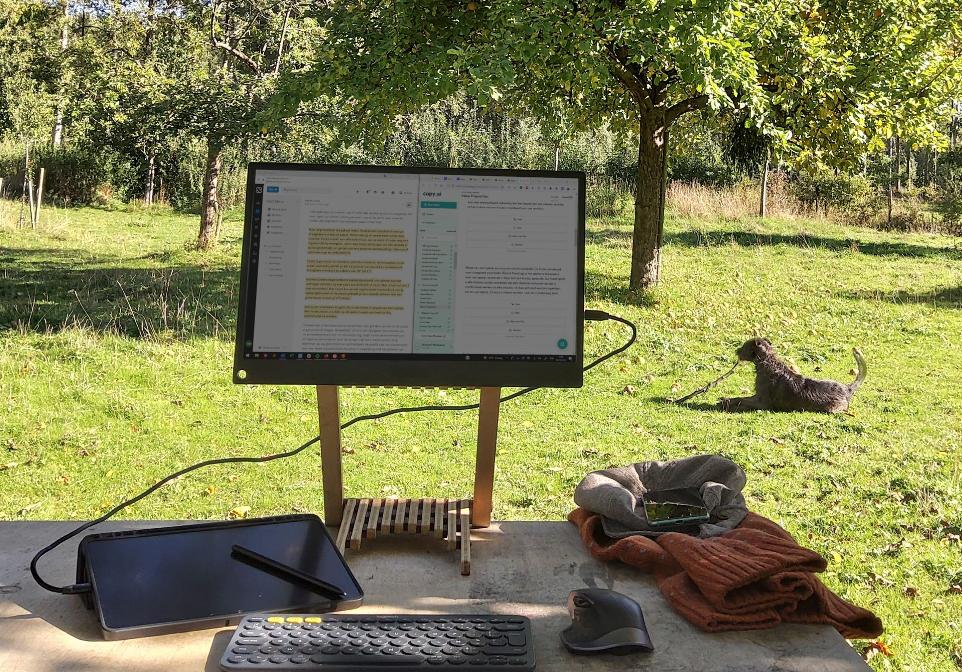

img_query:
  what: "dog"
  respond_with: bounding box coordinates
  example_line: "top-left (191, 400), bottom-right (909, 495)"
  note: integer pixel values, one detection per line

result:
top-left (719, 338), bottom-right (867, 413)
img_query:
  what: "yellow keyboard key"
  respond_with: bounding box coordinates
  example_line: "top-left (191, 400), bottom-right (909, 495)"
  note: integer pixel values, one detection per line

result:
top-left (305, 617), bottom-right (322, 623)
top-left (286, 616), bottom-right (304, 623)
top-left (266, 617), bottom-right (284, 624)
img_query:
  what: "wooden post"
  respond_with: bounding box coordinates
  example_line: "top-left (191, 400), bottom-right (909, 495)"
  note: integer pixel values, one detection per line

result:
top-left (146, 154), bottom-right (155, 205)
top-left (472, 387), bottom-right (501, 527)
top-left (316, 385), bottom-right (344, 525)
top-left (33, 167), bottom-right (45, 227)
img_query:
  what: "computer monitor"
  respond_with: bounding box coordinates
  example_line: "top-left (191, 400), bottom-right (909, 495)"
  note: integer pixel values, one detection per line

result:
top-left (233, 163), bottom-right (586, 388)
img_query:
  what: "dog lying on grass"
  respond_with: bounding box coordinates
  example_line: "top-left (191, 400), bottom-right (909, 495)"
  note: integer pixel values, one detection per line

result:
top-left (719, 338), bottom-right (867, 413)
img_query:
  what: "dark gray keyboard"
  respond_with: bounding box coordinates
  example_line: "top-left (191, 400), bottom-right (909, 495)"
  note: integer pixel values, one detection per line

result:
top-left (219, 614), bottom-right (535, 671)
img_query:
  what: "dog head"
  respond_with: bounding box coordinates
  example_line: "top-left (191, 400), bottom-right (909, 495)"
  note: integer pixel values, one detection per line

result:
top-left (736, 337), bottom-right (773, 361)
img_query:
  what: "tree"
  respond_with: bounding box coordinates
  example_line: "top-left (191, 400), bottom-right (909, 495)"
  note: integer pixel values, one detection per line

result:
top-left (182, 0), bottom-right (311, 249)
top-left (64, 0), bottom-right (311, 247)
top-left (279, 0), bottom-right (961, 292)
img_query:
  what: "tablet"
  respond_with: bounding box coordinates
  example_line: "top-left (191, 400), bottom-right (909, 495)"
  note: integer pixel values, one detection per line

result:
top-left (76, 514), bottom-right (363, 639)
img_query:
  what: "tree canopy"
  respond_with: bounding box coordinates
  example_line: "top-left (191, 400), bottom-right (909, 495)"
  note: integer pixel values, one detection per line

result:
top-left (280, 0), bottom-right (961, 290)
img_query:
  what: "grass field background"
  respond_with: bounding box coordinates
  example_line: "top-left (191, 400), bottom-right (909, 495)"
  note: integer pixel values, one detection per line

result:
top-left (1, 198), bottom-right (961, 669)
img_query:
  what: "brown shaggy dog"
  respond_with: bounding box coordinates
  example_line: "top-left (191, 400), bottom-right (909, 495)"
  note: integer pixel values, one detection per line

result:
top-left (719, 338), bottom-right (867, 413)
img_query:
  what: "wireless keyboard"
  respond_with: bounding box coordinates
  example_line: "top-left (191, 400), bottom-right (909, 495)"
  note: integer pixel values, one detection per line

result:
top-left (220, 613), bottom-right (535, 671)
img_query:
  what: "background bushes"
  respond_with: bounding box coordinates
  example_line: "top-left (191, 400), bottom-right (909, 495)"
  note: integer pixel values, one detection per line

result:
top-left (2, 98), bottom-right (961, 237)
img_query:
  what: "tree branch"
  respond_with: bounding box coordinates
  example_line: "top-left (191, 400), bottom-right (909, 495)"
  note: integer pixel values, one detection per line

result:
top-left (274, 4), bottom-right (293, 75)
top-left (211, 1), bottom-right (262, 76)
top-left (665, 94), bottom-right (709, 123)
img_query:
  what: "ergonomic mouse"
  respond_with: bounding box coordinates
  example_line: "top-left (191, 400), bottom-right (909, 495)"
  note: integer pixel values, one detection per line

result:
top-left (560, 588), bottom-right (654, 655)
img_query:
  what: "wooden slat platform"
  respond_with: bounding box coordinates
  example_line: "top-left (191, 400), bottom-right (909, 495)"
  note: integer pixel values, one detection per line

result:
top-left (336, 497), bottom-right (474, 575)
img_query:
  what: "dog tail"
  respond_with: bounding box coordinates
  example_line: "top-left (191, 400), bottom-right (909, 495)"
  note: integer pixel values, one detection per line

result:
top-left (848, 348), bottom-right (867, 397)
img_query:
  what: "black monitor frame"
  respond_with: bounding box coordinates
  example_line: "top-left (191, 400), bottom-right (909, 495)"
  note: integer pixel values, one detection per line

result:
top-left (233, 163), bottom-right (586, 388)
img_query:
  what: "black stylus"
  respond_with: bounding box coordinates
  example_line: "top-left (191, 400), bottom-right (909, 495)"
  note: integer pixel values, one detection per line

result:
top-left (231, 544), bottom-right (348, 600)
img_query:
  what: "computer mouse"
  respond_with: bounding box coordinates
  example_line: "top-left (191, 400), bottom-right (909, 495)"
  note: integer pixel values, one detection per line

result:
top-left (560, 588), bottom-right (654, 655)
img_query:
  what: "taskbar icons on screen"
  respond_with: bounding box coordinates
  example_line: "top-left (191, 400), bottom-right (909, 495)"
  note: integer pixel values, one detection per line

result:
top-left (243, 352), bottom-right (576, 362)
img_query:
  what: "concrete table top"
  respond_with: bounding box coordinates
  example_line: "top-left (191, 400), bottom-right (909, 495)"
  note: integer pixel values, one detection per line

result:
top-left (0, 520), bottom-right (868, 671)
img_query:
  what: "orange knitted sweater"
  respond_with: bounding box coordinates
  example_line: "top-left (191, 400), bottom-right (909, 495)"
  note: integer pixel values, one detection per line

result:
top-left (568, 507), bottom-right (882, 638)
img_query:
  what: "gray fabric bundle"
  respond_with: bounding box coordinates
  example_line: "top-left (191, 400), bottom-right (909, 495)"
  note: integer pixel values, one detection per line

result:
top-left (574, 454), bottom-right (748, 539)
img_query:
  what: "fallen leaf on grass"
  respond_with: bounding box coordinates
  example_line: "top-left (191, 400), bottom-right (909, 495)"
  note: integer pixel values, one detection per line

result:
top-left (868, 572), bottom-right (895, 587)
top-left (770, 437), bottom-right (785, 445)
top-left (948, 584), bottom-right (962, 595)
top-left (17, 503), bottom-right (41, 516)
top-left (1, 462), bottom-right (18, 471)
top-left (228, 506), bottom-right (250, 519)
top-left (621, 385), bottom-right (636, 396)
top-left (904, 586), bottom-right (919, 598)
top-left (546, 466), bottom-right (563, 473)
top-left (342, 446), bottom-right (355, 455)
top-left (861, 639), bottom-right (893, 662)
top-left (58, 475), bottom-right (71, 485)
top-left (204, 486), bottom-right (217, 496)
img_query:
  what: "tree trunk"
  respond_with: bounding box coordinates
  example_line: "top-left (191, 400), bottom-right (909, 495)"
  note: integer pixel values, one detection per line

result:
top-left (19, 142), bottom-right (29, 228)
top-left (886, 138), bottom-right (894, 228)
top-left (905, 140), bottom-right (912, 189)
top-left (26, 144), bottom-right (37, 228)
top-left (758, 152), bottom-right (770, 218)
top-left (629, 113), bottom-right (668, 291)
top-left (51, 0), bottom-right (69, 148)
top-left (197, 140), bottom-right (223, 250)
top-left (894, 136), bottom-right (902, 193)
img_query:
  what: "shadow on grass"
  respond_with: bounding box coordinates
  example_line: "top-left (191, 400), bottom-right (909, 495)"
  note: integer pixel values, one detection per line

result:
top-left (840, 285), bottom-right (962, 308)
top-left (585, 269), bottom-right (661, 307)
top-left (648, 396), bottom-right (746, 413)
top-left (0, 247), bottom-right (238, 338)
top-left (586, 228), bottom-right (633, 249)
top-left (662, 230), bottom-right (962, 260)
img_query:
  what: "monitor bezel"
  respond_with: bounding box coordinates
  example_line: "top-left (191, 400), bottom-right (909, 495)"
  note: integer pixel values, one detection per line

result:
top-left (233, 163), bottom-right (586, 388)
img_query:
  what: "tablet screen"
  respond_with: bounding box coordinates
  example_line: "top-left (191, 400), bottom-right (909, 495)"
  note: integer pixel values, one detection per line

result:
top-left (81, 515), bottom-right (362, 636)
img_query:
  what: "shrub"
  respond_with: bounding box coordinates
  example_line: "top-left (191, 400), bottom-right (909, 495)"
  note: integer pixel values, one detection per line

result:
top-left (935, 180), bottom-right (962, 235)
top-left (792, 172), bottom-right (876, 217)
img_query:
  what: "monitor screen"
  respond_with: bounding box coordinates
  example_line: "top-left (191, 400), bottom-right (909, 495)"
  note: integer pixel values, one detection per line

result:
top-left (233, 164), bottom-right (585, 388)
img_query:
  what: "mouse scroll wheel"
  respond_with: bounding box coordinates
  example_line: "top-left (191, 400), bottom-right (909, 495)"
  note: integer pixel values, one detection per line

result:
top-left (573, 595), bottom-right (592, 608)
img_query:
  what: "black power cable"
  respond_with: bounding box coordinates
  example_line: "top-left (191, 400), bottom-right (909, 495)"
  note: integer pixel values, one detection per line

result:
top-left (30, 311), bottom-right (635, 595)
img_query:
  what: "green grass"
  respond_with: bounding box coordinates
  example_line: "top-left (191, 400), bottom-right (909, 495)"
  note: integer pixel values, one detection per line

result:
top-left (2, 199), bottom-right (961, 670)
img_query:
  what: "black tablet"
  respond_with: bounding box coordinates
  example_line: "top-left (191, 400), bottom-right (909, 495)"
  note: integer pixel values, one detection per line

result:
top-left (76, 514), bottom-right (363, 639)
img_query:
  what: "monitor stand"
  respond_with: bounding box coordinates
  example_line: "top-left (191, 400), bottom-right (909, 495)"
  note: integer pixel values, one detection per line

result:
top-left (316, 386), bottom-right (501, 576)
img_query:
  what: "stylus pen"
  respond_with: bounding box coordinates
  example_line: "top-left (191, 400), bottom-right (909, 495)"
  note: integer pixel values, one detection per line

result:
top-left (231, 544), bottom-right (348, 600)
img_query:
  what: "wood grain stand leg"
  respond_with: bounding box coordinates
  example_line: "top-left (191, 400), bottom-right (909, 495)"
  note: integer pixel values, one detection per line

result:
top-left (317, 385), bottom-right (344, 526)
top-left (460, 502), bottom-right (472, 576)
top-left (472, 387), bottom-right (501, 528)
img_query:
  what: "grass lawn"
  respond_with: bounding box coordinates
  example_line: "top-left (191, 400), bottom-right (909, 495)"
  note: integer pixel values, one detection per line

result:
top-left (2, 198), bottom-right (961, 670)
